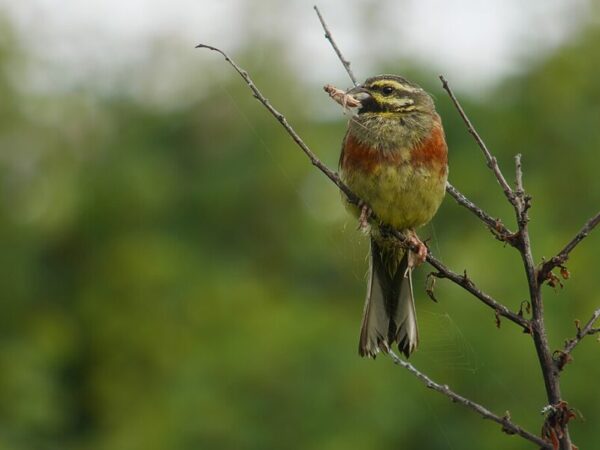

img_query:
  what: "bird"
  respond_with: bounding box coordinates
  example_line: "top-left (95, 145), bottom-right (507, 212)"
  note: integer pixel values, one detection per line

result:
top-left (338, 75), bottom-right (448, 358)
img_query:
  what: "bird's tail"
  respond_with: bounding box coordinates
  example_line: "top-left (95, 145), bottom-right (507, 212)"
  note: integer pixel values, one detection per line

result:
top-left (359, 236), bottom-right (419, 358)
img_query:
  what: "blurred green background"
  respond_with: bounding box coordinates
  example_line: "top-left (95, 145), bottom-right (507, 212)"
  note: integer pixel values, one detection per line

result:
top-left (1, 2), bottom-right (599, 449)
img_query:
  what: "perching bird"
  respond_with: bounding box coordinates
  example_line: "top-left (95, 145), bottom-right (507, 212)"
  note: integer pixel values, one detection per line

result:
top-left (338, 75), bottom-right (448, 358)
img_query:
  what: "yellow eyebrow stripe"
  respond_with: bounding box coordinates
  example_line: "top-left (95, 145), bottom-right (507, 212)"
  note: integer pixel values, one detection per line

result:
top-left (371, 93), bottom-right (415, 107)
top-left (369, 80), bottom-right (420, 93)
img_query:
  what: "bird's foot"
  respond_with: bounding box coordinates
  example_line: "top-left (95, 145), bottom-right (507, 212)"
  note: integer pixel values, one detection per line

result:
top-left (357, 201), bottom-right (372, 232)
top-left (406, 230), bottom-right (428, 269)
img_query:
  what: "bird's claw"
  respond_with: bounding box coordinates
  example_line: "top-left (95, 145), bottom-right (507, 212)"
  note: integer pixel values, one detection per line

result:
top-left (357, 201), bottom-right (372, 232)
top-left (406, 231), bottom-right (428, 269)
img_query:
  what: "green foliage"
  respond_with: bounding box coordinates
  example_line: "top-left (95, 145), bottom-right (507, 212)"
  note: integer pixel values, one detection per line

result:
top-left (0, 21), bottom-right (599, 450)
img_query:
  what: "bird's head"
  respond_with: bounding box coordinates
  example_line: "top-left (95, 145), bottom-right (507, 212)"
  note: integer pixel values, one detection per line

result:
top-left (347, 75), bottom-right (434, 117)
top-left (346, 75), bottom-right (437, 150)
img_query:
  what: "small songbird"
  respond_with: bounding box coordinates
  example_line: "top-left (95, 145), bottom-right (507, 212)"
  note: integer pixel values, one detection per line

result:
top-left (339, 75), bottom-right (448, 358)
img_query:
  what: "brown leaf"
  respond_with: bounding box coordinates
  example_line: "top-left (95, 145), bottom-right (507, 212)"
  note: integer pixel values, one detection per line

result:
top-left (425, 272), bottom-right (438, 303)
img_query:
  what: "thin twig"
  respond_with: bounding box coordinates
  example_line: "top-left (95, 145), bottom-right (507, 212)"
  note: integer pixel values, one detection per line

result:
top-left (196, 44), bottom-right (360, 206)
top-left (559, 308), bottom-right (600, 369)
top-left (538, 211), bottom-right (600, 284)
top-left (445, 182), bottom-right (515, 243)
top-left (425, 256), bottom-right (529, 330)
top-left (514, 154), bottom-right (524, 214)
top-left (514, 154), bottom-right (531, 230)
top-left (313, 6), bottom-right (358, 86)
top-left (515, 154), bottom-right (524, 196)
top-left (387, 350), bottom-right (551, 449)
top-left (439, 76), bottom-right (516, 206)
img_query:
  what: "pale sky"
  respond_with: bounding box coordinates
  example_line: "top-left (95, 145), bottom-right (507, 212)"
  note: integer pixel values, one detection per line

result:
top-left (0, 0), bottom-right (592, 101)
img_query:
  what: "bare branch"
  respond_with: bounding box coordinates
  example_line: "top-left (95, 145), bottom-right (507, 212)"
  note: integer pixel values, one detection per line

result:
top-left (196, 44), bottom-right (360, 206)
top-left (439, 76), bottom-right (516, 206)
top-left (514, 154), bottom-right (524, 213)
top-left (514, 154), bottom-right (531, 229)
top-left (198, 44), bottom-right (525, 334)
top-left (445, 182), bottom-right (515, 243)
top-left (313, 6), bottom-right (358, 86)
top-left (387, 350), bottom-right (552, 449)
top-left (425, 257), bottom-right (530, 330)
top-left (515, 154), bottom-right (524, 196)
top-left (437, 58), bottom-right (575, 448)
top-left (510, 156), bottom-right (573, 449)
top-left (382, 222), bottom-right (528, 330)
top-left (556, 308), bottom-right (600, 371)
top-left (539, 211), bottom-right (600, 283)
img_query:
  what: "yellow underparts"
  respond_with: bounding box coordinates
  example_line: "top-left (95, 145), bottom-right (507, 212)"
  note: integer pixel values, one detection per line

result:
top-left (343, 157), bottom-right (446, 231)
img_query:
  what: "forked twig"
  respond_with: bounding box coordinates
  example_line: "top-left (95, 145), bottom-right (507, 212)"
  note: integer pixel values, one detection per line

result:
top-left (538, 212), bottom-right (600, 284)
top-left (509, 135), bottom-right (572, 450)
top-left (445, 182), bottom-right (515, 242)
top-left (557, 308), bottom-right (600, 370)
top-left (438, 70), bottom-right (598, 450)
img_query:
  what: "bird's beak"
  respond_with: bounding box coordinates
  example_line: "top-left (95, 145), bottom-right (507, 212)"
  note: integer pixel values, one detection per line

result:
top-left (346, 86), bottom-right (372, 103)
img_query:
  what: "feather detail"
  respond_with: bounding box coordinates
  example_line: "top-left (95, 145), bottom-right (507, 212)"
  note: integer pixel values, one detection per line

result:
top-left (359, 237), bottom-right (419, 358)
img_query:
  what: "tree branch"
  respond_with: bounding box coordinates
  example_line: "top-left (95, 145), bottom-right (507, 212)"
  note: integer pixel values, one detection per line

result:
top-left (440, 76), bottom-right (516, 207)
top-left (556, 308), bottom-right (600, 371)
top-left (510, 155), bottom-right (573, 449)
top-left (313, 5), bottom-right (358, 87)
top-left (387, 350), bottom-right (552, 449)
top-left (514, 153), bottom-right (530, 225)
top-left (445, 182), bottom-right (515, 242)
top-left (538, 211), bottom-right (600, 284)
top-left (195, 44), bottom-right (360, 207)
top-left (424, 253), bottom-right (530, 330)
top-left (197, 44), bottom-right (527, 333)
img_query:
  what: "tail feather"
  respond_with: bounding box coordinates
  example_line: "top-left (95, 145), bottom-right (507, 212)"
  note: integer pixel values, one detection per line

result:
top-left (359, 238), bottom-right (419, 358)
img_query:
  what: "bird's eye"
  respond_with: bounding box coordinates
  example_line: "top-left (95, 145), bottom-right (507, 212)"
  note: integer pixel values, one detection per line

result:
top-left (382, 86), bottom-right (394, 95)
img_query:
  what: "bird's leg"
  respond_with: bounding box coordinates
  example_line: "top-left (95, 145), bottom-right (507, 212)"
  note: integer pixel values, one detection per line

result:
top-left (406, 229), bottom-right (428, 269)
top-left (357, 200), bottom-right (372, 232)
